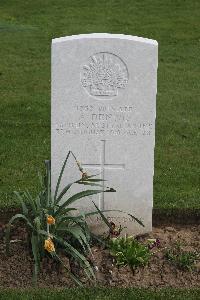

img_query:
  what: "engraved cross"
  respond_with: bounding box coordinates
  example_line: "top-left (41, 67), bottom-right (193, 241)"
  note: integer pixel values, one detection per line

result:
top-left (82, 140), bottom-right (125, 210)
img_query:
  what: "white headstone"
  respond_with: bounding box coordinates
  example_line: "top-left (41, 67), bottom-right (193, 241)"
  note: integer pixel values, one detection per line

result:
top-left (51, 33), bottom-right (158, 235)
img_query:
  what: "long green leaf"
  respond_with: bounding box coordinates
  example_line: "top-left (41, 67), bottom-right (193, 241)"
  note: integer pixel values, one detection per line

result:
top-left (5, 214), bottom-right (33, 254)
top-left (31, 233), bottom-right (40, 285)
top-left (38, 189), bottom-right (46, 208)
top-left (77, 181), bottom-right (104, 188)
top-left (56, 215), bottom-right (85, 226)
top-left (91, 233), bottom-right (107, 247)
top-left (37, 171), bottom-right (44, 188)
top-left (34, 216), bottom-right (41, 231)
top-left (128, 213), bottom-right (144, 227)
top-left (90, 203), bottom-right (144, 228)
top-left (56, 217), bottom-right (88, 239)
top-left (14, 191), bottom-right (28, 216)
top-left (37, 229), bottom-right (50, 240)
top-left (53, 235), bottom-right (95, 280)
top-left (8, 213), bottom-right (33, 229)
top-left (54, 151), bottom-right (71, 202)
top-left (82, 178), bottom-right (106, 182)
top-left (84, 209), bottom-right (121, 218)
top-left (24, 189), bottom-right (37, 215)
top-left (54, 207), bottom-right (77, 217)
top-left (55, 179), bottom-right (103, 204)
top-left (14, 190), bottom-right (24, 202)
top-left (86, 173), bottom-right (100, 178)
top-left (64, 226), bottom-right (90, 252)
top-left (35, 195), bottom-right (42, 211)
top-left (54, 189), bottom-right (103, 217)
top-left (54, 253), bottom-right (83, 286)
top-left (92, 201), bottom-right (112, 230)
top-left (85, 209), bottom-right (144, 227)
top-left (55, 182), bottom-right (75, 205)
top-left (45, 160), bottom-right (51, 207)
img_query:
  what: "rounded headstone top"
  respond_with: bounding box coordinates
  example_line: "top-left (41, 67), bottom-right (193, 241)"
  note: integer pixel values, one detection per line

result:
top-left (52, 33), bottom-right (158, 46)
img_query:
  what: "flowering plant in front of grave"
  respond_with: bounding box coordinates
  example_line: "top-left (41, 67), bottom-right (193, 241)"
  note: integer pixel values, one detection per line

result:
top-left (6, 151), bottom-right (144, 286)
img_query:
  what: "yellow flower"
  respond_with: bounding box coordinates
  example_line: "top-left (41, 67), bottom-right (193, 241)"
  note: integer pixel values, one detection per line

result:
top-left (47, 215), bottom-right (55, 225)
top-left (44, 238), bottom-right (55, 253)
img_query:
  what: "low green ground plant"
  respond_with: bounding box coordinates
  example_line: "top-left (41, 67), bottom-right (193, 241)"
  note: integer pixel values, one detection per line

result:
top-left (165, 243), bottom-right (199, 271)
top-left (108, 235), bottom-right (151, 274)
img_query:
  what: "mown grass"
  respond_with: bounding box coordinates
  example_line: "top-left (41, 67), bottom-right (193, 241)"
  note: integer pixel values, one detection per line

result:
top-left (0, 288), bottom-right (200, 300)
top-left (0, 0), bottom-right (200, 209)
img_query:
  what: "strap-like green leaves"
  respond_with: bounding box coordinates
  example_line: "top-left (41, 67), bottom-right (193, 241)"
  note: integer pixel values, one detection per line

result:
top-left (53, 235), bottom-right (95, 280)
top-left (54, 189), bottom-right (103, 217)
top-left (5, 213), bottom-right (34, 254)
top-left (45, 160), bottom-right (51, 207)
top-left (14, 191), bottom-right (28, 216)
top-left (92, 201), bottom-right (112, 230)
top-left (31, 233), bottom-right (40, 285)
top-left (77, 181), bottom-right (104, 188)
top-left (128, 213), bottom-right (144, 227)
top-left (55, 182), bottom-right (75, 205)
top-left (53, 253), bottom-right (83, 286)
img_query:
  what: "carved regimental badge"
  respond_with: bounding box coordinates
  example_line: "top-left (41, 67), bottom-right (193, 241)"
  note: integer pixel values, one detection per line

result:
top-left (81, 52), bottom-right (129, 99)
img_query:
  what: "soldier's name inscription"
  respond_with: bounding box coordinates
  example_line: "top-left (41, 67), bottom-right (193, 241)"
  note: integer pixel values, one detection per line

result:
top-left (54, 104), bottom-right (153, 136)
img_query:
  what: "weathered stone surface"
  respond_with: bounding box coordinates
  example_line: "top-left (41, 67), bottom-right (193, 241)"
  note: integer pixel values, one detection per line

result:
top-left (51, 33), bottom-right (158, 235)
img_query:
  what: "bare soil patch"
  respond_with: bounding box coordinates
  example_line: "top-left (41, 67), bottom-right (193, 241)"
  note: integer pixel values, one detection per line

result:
top-left (0, 224), bottom-right (199, 288)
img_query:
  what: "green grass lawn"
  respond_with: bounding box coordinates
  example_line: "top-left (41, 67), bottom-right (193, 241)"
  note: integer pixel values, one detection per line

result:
top-left (0, 0), bottom-right (199, 209)
top-left (0, 288), bottom-right (200, 300)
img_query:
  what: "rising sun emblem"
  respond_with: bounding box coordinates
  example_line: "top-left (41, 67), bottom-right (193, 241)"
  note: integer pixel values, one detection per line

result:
top-left (80, 52), bottom-right (129, 99)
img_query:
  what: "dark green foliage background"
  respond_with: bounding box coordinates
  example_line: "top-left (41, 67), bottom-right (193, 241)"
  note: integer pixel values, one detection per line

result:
top-left (0, 0), bottom-right (199, 208)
